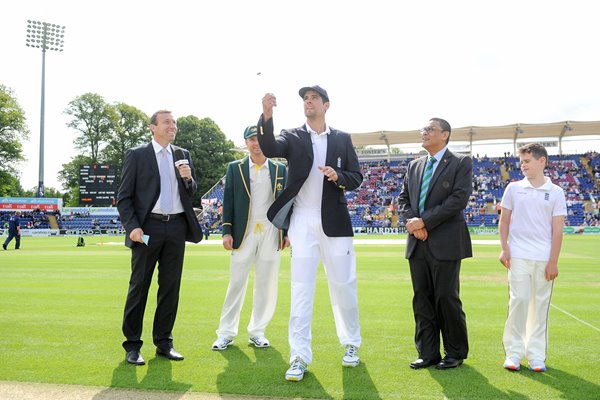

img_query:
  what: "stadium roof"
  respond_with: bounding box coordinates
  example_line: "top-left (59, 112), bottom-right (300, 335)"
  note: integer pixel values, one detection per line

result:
top-left (350, 120), bottom-right (600, 150)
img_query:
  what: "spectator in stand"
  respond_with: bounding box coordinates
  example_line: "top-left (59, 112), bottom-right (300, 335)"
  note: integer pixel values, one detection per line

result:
top-left (202, 221), bottom-right (211, 240)
top-left (3, 211), bottom-right (22, 250)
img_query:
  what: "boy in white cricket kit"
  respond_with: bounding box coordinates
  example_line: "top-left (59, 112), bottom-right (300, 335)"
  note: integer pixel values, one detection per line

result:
top-left (499, 143), bottom-right (567, 372)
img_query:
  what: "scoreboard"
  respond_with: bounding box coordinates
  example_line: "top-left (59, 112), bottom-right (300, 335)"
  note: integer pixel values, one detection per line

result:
top-left (79, 164), bottom-right (118, 206)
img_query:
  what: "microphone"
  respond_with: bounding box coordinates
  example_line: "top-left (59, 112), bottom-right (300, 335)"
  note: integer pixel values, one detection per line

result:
top-left (174, 149), bottom-right (191, 189)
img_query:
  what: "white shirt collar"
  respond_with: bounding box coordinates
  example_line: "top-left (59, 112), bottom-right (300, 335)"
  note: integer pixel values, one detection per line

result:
top-left (429, 146), bottom-right (448, 163)
top-left (248, 157), bottom-right (268, 169)
top-left (520, 176), bottom-right (552, 190)
top-left (152, 139), bottom-right (171, 154)
top-left (305, 123), bottom-right (330, 136)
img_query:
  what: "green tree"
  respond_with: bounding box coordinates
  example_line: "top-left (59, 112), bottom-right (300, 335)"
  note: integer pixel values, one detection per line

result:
top-left (57, 154), bottom-right (93, 206)
top-left (0, 172), bottom-right (24, 197)
top-left (174, 116), bottom-right (237, 204)
top-left (100, 103), bottom-right (149, 167)
top-left (64, 93), bottom-right (117, 162)
top-left (22, 186), bottom-right (63, 199)
top-left (0, 84), bottom-right (30, 196)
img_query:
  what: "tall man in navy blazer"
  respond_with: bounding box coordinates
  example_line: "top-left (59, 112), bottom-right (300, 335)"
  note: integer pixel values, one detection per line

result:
top-left (259, 86), bottom-right (363, 382)
top-left (117, 110), bottom-right (202, 365)
top-left (398, 118), bottom-right (472, 370)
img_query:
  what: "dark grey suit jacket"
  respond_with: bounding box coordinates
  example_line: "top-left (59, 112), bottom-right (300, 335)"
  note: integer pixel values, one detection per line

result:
top-left (257, 115), bottom-right (363, 237)
top-left (398, 149), bottom-right (473, 260)
top-left (117, 142), bottom-right (202, 248)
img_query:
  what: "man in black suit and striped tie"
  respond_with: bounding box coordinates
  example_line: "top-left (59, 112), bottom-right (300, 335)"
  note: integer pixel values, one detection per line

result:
top-left (398, 118), bottom-right (473, 370)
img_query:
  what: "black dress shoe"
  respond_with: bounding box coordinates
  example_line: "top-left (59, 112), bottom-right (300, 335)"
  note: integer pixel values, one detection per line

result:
top-left (156, 347), bottom-right (184, 361)
top-left (126, 350), bottom-right (145, 365)
top-left (410, 358), bottom-right (441, 369)
top-left (436, 357), bottom-right (463, 369)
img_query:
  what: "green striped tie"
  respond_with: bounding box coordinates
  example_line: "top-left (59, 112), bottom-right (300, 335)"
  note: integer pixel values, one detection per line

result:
top-left (419, 157), bottom-right (436, 214)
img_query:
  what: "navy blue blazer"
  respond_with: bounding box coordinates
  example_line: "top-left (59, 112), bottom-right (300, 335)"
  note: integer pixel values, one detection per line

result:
top-left (257, 115), bottom-right (362, 237)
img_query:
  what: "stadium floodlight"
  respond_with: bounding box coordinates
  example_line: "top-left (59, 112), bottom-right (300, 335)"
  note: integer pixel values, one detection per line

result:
top-left (25, 20), bottom-right (66, 197)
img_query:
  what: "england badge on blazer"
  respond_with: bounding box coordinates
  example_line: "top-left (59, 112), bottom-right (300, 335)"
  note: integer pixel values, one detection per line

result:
top-left (337, 157), bottom-right (342, 168)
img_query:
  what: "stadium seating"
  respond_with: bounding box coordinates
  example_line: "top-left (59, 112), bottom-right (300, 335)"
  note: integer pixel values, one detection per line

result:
top-left (2, 153), bottom-right (598, 232)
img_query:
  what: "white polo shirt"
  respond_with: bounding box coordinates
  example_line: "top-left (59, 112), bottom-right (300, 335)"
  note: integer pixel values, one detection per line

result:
top-left (501, 176), bottom-right (567, 261)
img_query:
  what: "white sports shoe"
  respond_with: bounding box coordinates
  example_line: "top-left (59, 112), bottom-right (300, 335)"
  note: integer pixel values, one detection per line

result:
top-left (211, 337), bottom-right (233, 351)
top-left (503, 357), bottom-right (521, 371)
top-left (248, 336), bottom-right (270, 348)
top-left (529, 360), bottom-right (547, 372)
top-left (285, 356), bottom-right (308, 381)
top-left (342, 344), bottom-right (360, 367)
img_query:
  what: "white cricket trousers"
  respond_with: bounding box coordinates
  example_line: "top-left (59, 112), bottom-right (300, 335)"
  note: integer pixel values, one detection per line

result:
top-left (503, 257), bottom-right (554, 362)
top-left (216, 222), bottom-right (280, 339)
top-left (288, 209), bottom-right (361, 365)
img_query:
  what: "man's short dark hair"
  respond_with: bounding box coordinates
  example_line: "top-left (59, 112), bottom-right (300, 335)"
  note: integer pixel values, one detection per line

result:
top-left (518, 143), bottom-right (548, 166)
top-left (430, 117), bottom-right (451, 144)
top-left (150, 110), bottom-right (172, 125)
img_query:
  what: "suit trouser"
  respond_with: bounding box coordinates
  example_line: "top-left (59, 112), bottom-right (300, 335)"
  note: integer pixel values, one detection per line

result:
top-left (216, 222), bottom-right (280, 338)
top-left (503, 257), bottom-right (553, 362)
top-left (122, 217), bottom-right (186, 352)
top-left (409, 240), bottom-right (469, 360)
top-left (3, 231), bottom-right (20, 249)
top-left (288, 209), bottom-right (361, 365)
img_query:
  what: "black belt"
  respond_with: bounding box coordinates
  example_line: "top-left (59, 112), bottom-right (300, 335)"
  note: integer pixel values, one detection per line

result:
top-left (149, 213), bottom-right (184, 222)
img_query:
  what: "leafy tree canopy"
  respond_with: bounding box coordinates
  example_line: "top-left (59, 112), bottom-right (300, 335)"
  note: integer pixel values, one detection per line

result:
top-left (64, 93), bottom-right (117, 162)
top-left (0, 84), bottom-right (30, 196)
top-left (175, 116), bottom-right (238, 204)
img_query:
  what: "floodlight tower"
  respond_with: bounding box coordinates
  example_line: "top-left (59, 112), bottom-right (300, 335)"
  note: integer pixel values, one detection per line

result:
top-left (25, 20), bottom-right (66, 197)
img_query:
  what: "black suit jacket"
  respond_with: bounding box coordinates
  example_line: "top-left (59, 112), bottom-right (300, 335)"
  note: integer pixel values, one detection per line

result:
top-left (398, 150), bottom-right (473, 260)
top-left (257, 115), bottom-right (363, 237)
top-left (117, 142), bottom-right (203, 248)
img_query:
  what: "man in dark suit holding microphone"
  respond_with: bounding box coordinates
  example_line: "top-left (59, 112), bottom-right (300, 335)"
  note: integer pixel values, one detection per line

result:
top-left (258, 86), bottom-right (363, 382)
top-left (117, 110), bottom-right (202, 365)
top-left (398, 118), bottom-right (472, 370)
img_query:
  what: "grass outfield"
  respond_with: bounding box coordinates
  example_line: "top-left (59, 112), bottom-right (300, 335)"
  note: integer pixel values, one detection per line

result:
top-left (0, 234), bottom-right (598, 399)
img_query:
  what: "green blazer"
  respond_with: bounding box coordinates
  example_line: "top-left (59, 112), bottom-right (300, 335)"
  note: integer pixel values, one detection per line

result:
top-left (221, 157), bottom-right (287, 249)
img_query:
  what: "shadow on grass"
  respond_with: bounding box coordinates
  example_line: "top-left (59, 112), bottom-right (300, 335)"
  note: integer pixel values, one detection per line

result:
top-left (92, 357), bottom-right (192, 399)
top-left (520, 366), bottom-right (600, 399)
top-left (342, 362), bottom-right (382, 400)
top-left (429, 364), bottom-right (528, 400)
top-left (216, 344), bottom-right (332, 399)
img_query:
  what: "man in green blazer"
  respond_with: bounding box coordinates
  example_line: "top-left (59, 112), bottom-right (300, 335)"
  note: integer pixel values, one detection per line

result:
top-left (212, 125), bottom-right (288, 351)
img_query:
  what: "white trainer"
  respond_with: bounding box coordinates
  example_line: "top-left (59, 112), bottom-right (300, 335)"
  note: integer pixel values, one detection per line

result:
top-left (342, 344), bottom-right (360, 367)
top-left (529, 360), bottom-right (547, 372)
top-left (285, 356), bottom-right (308, 381)
top-left (249, 336), bottom-right (270, 348)
top-left (211, 337), bottom-right (233, 351)
top-left (503, 357), bottom-right (521, 371)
